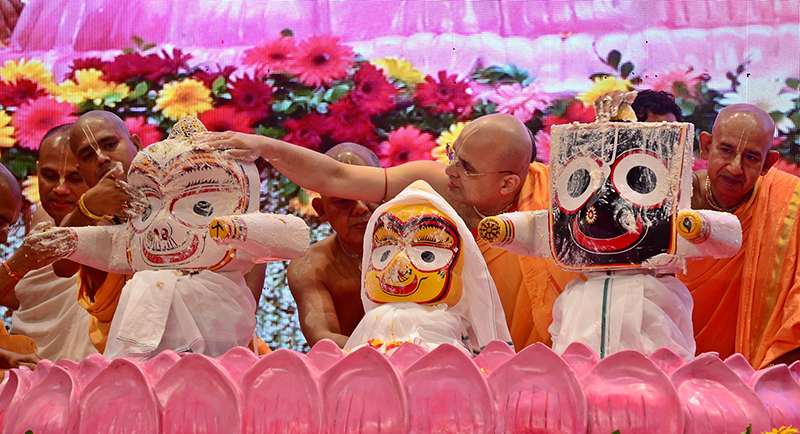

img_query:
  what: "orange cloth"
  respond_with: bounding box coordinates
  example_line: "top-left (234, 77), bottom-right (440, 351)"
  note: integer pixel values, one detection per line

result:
top-left (679, 168), bottom-right (800, 369)
top-left (76, 267), bottom-right (271, 355)
top-left (76, 268), bottom-right (127, 354)
top-left (0, 326), bottom-right (38, 377)
top-left (477, 163), bottom-right (580, 349)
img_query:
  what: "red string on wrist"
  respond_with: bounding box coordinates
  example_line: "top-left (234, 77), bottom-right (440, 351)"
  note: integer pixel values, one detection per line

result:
top-left (382, 168), bottom-right (388, 204)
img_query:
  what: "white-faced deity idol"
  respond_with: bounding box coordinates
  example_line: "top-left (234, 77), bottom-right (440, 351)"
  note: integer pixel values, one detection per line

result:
top-left (62, 117), bottom-right (310, 360)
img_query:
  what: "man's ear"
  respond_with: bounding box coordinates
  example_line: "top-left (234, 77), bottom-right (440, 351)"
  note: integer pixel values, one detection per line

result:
top-left (699, 132), bottom-right (712, 160)
top-left (131, 134), bottom-right (143, 152)
top-left (762, 150), bottom-right (780, 174)
top-left (499, 174), bottom-right (521, 196)
top-left (311, 197), bottom-right (327, 222)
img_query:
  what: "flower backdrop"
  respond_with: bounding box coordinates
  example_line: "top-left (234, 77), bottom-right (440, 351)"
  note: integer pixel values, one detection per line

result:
top-left (1, 33), bottom-right (799, 349)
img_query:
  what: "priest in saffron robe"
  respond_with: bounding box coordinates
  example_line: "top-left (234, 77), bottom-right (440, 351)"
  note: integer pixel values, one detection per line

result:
top-left (678, 103), bottom-right (800, 369)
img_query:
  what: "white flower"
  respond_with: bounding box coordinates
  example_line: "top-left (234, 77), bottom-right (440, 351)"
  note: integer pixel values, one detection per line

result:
top-left (719, 76), bottom-right (798, 114)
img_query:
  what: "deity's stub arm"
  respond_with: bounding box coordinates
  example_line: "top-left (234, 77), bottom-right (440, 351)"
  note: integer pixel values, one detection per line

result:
top-left (478, 209), bottom-right (742, 271)
top-left (209, 213), bottom-right (310, 262)
top-left (671, 210), bottom-right (742, 259)
top-left (63, 225), bottom-right (135, 275)
top-left (477, 210), bottom-right (552, 260)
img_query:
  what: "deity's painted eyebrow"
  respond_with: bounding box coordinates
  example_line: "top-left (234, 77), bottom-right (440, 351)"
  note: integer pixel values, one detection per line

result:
top-left (173, 165), bottom-right (237, 191)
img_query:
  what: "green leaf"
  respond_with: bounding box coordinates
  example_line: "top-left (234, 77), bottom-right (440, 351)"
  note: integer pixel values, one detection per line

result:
top-left (672, 81), bottom-right (689, 97)
top-left (122, 47), bottom-right (134, 54)
top-left (282, 182), bottom-right (299, 195)
top-left (620, 62), bottom-right (634, 78)
top-left (280, 28), bottom-right (294, 37)
top-left (786, 77), bottom-right (800, 90)
top-left (142, 43), bottom-right (156, 51)
top-left (256, 126), bottom-right (287, 139)
top-left (611, 430), bottom-right (621, 434)
top-left (212, 76), bottom-right (227, 94)
top-left (607, 50), bottom-right (622, 69)
top-left (131, 36), bottom-right (144, 47)
top-left (741, 423), bottom-right (752, 434)
top-left (272, 99), bottom-right (293, 113)
top-left (129, 81), bottom-right (149, 99)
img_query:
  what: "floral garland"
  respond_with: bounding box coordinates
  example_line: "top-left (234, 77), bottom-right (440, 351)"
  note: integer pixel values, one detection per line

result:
top-left (0, 34), bottom-right (798, 211)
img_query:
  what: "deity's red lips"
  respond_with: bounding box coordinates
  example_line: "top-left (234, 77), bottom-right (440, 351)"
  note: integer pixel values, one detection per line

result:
top-left (572, 213), bottom-right (644, 252)
top-left (143, 234), bottom-right (200, 264)
top-left (381, 276), bottom-right (419, 296)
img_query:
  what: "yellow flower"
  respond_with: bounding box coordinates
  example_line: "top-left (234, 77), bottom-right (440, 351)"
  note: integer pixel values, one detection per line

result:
top-left (433, 121), bottom-right (469, 164)
top-left (370, 58), bottom-right (425, 85)
top-left (21, 175), bottom-right (39, 205)
top-left (0, 110), bottom-right (15, 148)
top-left (0, 58), bottom-right (56, 91)
top-left (54, 69), bottom-right (130, 105)
top-left (764, 426), bottom-right (800, 434)
top-left (577, 75), bottom-right (634, 105)
top-left (290, 188), bottom-right (320, 218)
top-left (155, 79), bottom-right (213, 120)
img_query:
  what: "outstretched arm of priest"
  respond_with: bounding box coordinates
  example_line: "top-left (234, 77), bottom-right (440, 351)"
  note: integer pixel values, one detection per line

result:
top-left (195, 131), bottom-right (448, 203)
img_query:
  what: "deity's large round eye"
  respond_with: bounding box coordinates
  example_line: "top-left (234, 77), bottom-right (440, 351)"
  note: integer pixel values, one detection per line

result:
top-left (611, 151), bottom-right (670, 208)
top-left (407, 246), bottom-right (454, 272)
top-left (131, 196), bottom-right (162, 232)
top-left (193, 201), bottom-right (213, 217)
top-left (555, 156), bottom-right (602, 213)
top-left (371, 244), bottom-right (399, 271)
top-left (172, 191), bottom-right (238, 227)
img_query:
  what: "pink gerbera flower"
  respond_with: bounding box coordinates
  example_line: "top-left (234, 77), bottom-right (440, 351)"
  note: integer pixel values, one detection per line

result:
top-left (243, 36), bottom-right (297, 75)
top-left (285, 36), bottom-right (354, 87)
top-left (124, 116), bottom-right (164, 147)
top-left (0, 79), bottom-right (47, 108)
top-left (198, 106), bottom-right (257, 133)
top-left (487, 82), bottom-right (554, 123)
top-left (415, 71), bottom-right (474, 118)
top-left (376, 126), bottom-right (436, 168)
top-left (12, 96), bottom-right (76, 150)
top-left (229, 75), bottom-right (274, 119)
top-left (283, 113), bottom-right (331, 151)
top-left (349, 63), bottom-right (397, 115)
top-left (533, 131), bottom-right (551, 165)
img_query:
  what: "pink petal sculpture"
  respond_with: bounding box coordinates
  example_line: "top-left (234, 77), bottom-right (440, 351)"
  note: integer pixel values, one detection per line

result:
top-left (582, 350), bottom-right (683, 434)
top-left (78, 358), bottom-right (160, 434)
top-left (671, 354), bottom-right (772, 434)
top-left (239, 349), bottom-right (322, 434)
top-left (2, 342), bottom-right (799, 434)
top-left (488, 343), bottom-right (587, 433)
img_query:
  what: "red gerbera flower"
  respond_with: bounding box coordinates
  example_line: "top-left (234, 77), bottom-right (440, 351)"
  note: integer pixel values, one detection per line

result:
top-left (192, 65), bottom-right (238, 89)
top-left (376, 126), bottom-right (436, 167)
top-left (0, 79), bottom-right (47, 108)
top-left (198, 106), bottom-right (257, 133)
top-left (283, 113), bottom-right (331, 151)
top-left (285, 36), bottom-right (354, 87)
top-left (415, 71), bottom-right (474, 118)
top-left (65, 57), bottom-right (105, 80)
top-left (243, 37), bottom-right (297, 75)
top-left (349, 63), bottom-right (397, 115)
top-left (228, 75), bottom-right (274, 119)
top-left (543, 101), bottom-right (595, 132)
top-left (124, 116), bottom-right (164, 148)
top-left (327, 100), bottom-right (377, 145)
top-left (102, 49), bottom-right (191, 83)
top-left (12, 96), bottom-right (76, 150)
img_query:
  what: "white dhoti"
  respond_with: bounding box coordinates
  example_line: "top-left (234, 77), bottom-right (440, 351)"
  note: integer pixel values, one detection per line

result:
top-left (103, 270), bottom-right (257, 360)
top-left (11, 265), bottom-right (98, 362)
top-left (344, 302), bottom-right (468, 355)
top-left (549, 271), bottom-right (695, 360)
